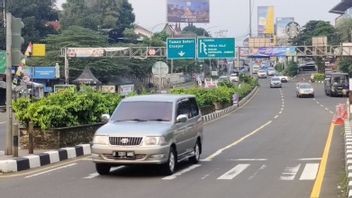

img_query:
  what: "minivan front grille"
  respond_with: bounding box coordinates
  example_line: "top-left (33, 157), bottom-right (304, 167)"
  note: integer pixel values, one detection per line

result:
top-left (109, 137), bottom-right (143, 146)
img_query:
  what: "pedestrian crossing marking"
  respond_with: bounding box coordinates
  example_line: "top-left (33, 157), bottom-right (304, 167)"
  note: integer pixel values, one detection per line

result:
top-left (217, 164), bottom-right (250, 180)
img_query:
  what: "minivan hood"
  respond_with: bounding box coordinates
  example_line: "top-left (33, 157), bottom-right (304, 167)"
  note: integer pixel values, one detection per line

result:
top-left (95, 122), bottom-right (173, 137)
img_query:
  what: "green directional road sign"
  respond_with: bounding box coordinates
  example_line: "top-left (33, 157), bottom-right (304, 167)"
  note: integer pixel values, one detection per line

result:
top-left (167, 38), bottom-right (196, 60)
top-left (198, 38), bottom-right (235, 59)
top-left (0, 51), bottom-right (6, 74)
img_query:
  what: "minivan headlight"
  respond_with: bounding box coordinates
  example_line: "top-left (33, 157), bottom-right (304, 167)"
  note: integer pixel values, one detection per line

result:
top-left (143, 136), bottom-right (167, 146)
top-left (93, 135), bottom-right (109, 145)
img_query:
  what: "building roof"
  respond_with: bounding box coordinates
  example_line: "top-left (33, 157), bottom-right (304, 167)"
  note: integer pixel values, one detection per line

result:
top-left (73, 67), bottom-right (102, 85)
top-left (330, 0), bottom-right (352, 14)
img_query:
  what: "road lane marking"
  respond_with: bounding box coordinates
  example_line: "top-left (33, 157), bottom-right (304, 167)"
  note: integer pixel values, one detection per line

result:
top-left (203, 121), bottom-right (272, 161)
top-left (274, 115), bottom-right (279, 119)
top-left (25, 163), bottom-right (77, 178)
top-left (248, 164), bottom-right (266, 180)
top-left (316, 101), bottom-right (320, 104)
top-left (162, 164), bottom-right (201, 180)
top-left (300, 163), bottom-right (319, 180)
top-left (310, 123), bottom-right (335, 198)
top-left (230, 159), bottom-right (267, 162)
top-left (280, 164), bottom-right (301, 181)
top-left (279, 111), bottom-right (283, 114)
top-left (320, 104), bottom-right (324, 108)
top-left (298, 158), bottom-right (321, 161)
top-left (0, 121), bottom-right (5, 125)
top-left (329, 111), bottom-right (334, 114)
top-left (0, 150), bottom-right (4, 156)
top-left (325, 108), bottom-right (329, 111)
top-left (84, 166), bottom-right (124, 179)
top-left (217, 164), bottom-right (250, 180)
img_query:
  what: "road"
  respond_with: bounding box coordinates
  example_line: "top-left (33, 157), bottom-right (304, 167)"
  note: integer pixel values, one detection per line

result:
top-left (0, 78), bottom-right (346, 198)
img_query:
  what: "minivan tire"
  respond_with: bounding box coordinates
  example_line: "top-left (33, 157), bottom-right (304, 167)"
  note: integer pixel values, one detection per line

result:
top-left (162, 147), bottom-right (177, 175)
top-left (189, 141), bottom-right (201, 164)
top-left (96, 163), bottom-right (111, 175)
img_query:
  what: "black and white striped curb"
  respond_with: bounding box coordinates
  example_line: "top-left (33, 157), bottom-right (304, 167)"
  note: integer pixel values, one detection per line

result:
top-left (201, 86), bottom-right (258, 123)
top-left (0, 144), bottom-right (90, 173)
top-left (344, 120), bottom-right (352, 198)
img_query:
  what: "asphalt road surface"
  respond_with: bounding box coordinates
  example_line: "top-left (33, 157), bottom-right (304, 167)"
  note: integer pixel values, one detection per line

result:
top-left (0, 78), bottom-right (346, 198)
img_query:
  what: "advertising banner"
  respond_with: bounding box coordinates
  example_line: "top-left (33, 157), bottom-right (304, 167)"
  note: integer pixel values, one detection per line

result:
top-left (276, 17), bottom-right (294, 38)
top-left (66, 47), bottom-right (129, 58)
top-left (167, 0), bottom-right (209, 23)
top-left (0, 51), bottom-right (5, 74)
top-left (257, 6), bottom-right (275, 36)
top-left (249, 47), bottom-right (296, 57)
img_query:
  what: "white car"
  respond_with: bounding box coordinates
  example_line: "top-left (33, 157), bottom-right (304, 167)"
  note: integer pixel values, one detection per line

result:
top-left (267, 68), bottom-right (276, 76)
top-left (229, 73), bottom-right (239, 82)
top-left (296, 83), bottom-right (314, 98)
top-left (257, 70), bottom-right (267, 78)
top-left (270, 77), bottom-right (282, 88)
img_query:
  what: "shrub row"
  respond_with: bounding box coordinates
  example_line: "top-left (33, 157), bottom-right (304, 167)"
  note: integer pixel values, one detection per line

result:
top-left (13, 76), bottom-right (257, 130)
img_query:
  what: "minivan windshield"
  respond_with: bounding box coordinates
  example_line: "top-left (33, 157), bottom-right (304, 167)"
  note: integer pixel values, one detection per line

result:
top-left (111, 101), bottom-right (173, 122)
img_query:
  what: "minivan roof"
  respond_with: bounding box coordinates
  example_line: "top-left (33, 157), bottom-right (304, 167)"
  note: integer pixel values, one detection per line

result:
top-left (122, 94), bottom-right (195, 103)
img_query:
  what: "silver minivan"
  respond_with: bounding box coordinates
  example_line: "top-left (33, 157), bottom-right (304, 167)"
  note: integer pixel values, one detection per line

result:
top-left (92, 94), bottom-right (203, 175)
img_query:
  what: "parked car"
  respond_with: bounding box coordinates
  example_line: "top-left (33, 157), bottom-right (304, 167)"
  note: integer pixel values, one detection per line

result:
top-left (296, 83), bottom-right (314, 98)
top-left (270, 77), bottom-right (282, 88)
top-left (218, 75), bottom-right (230, 83)
top-left (92, 94), bottom-right (203, 175)
top-left (257, 69), bottom-right (267, 78)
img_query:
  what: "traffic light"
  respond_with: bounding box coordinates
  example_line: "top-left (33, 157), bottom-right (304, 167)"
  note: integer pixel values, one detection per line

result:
top-left (11, 15), bottom-right (24, 66)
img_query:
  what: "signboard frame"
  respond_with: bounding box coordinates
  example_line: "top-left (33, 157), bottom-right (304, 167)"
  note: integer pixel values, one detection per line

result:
top-left (197, 37), bottom-right (236, 59)
top-left (167, 38), bottom-right (197, 60)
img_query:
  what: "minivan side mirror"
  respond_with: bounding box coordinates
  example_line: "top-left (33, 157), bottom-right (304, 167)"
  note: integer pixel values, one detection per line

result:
top-left (176, 114), bottom-right (188, 123)
top-left (101, 114), bottom-right (111, 123)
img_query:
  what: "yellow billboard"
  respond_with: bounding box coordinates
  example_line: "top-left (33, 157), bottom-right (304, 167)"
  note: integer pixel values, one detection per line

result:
top-left (258, 6), bottom-right (275, 36)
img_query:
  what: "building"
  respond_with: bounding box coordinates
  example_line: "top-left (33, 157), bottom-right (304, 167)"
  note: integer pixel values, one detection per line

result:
top-left (330, 0), bottom-right (352, 23)
top-left (134, 24), bottom-right (154, 39)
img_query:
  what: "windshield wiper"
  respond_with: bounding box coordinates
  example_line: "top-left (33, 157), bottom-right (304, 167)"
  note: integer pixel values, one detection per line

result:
top-left (148, 118), bottom-right (169, 122)
top-left (115, 118), bottom-right (148, 122)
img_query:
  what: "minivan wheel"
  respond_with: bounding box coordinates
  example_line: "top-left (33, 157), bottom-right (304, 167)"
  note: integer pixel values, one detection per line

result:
top-left (95, 163), bottom-right (111, 175)
top-left (189, 141), bottom-right (201, 164)
top-left (162, 147), bottom-right (176, 175)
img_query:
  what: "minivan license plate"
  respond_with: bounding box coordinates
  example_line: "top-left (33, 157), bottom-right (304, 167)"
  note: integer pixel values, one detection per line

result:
top-left (113, 151), bottom-right (135, 158)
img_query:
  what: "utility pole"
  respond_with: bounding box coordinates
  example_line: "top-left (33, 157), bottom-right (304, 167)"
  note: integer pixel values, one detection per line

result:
top-left (249, 0), bottom-right (252, 37)
top-left (64, 48), bottom-right (69, 84)
top-left (5, 12), bottom-right (12, 155)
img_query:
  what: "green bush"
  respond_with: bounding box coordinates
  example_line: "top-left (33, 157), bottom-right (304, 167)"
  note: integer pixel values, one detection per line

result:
top-left (275, 63), bottom-right (285, 72)
top-left (13, 87), bottom-right (122, 130)
top-left (284, 61), bottom-right (299, 77)
top-left (313, 73), bottom-right (325, 81)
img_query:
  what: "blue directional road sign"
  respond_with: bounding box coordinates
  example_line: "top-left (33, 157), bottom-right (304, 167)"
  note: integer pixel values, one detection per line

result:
top-left (197, 38), bottom-right (235, 59)
top-left (167, 38), bottom-right (196, 60)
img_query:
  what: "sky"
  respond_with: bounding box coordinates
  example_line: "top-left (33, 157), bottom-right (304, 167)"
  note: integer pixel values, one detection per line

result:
top-left (57, 0), bottom-right (341, 41)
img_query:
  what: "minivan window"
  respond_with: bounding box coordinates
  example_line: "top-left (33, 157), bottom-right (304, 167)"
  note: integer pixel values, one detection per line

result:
top-left (189, 98), bottom-right (199, 117)
top-left (177, 100), bottom-right (191, 118)
top-left (112, 101), bottom-right (173, 122)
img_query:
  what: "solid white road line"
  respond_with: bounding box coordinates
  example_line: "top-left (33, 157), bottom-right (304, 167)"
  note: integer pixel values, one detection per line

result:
top-left (25, 163), bottom-right (77, 178)
top-left (217, 164), bottom-right (250, 180)
top-left (299, 163), bottom-right (319, 180)
top-left (280, 164), bottom-right (301, 181)
top-left (162, 164), bottom-right (201, 180)
top-left (84, 173), bottom-right (99, 179)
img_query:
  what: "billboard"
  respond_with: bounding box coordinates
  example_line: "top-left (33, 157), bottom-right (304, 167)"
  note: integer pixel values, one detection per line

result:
top-left (276, 17), bottom-right (294, 38)
top-left (249, 47), bottom-right (296, 57)
top-left (257, 6), bottom-right (275, 36)
top-left (167, 0), bottom-right (209, 23)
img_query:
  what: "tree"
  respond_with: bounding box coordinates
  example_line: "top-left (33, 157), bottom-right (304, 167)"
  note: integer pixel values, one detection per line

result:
top-left (292, 20), bottom-right (339, 45)
top-left (0, 0), bottom-right (59, 49)
top-left (336, 18), bottom-right (352, 43)
top-left (108, 0), bottom-right (135, 42)
top-left (182, 25), bottom-right (210, 37)
top-left (338, 57), bottom-right (352, 76)
top-left (61, 0), bottom-right (135, 42)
